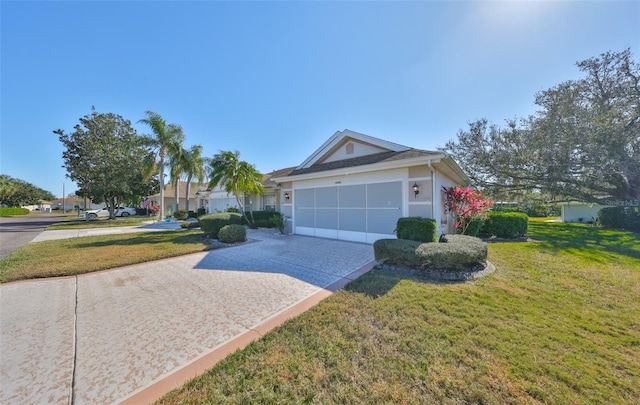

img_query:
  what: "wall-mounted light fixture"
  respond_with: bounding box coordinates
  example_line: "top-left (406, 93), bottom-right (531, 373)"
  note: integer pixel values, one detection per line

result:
top-left (284, 192), bottom-right (290, 201)
top-left (412, 182), bottom-right (420, 198)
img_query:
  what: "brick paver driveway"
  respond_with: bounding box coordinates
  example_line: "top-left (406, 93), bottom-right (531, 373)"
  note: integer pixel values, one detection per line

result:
top-left (0, 229), bottom-right (374, 404)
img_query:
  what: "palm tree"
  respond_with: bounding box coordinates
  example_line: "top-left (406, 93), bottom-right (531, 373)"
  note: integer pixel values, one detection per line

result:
top-left (168, 146), bottom-right (186, 213)
top-left (206, 150), bottom-right (264, 224)
top-left (181, 144), bottom-right (205, 213)
top-left (138, 111), bottom-right (184, 220)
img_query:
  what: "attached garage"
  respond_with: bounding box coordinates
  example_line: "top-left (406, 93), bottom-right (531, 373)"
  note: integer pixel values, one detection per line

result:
top-left (295, 181), bottom-right (402, 243)
top-left (272, 129), bottom-right (470, 244)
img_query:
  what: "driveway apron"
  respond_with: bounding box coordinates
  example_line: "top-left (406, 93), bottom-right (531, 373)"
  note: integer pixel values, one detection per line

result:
top-left (0, 229), bottom-right (374, 404)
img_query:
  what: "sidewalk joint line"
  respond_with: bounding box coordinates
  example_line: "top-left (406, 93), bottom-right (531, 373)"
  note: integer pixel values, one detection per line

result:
top-left (69, 275), bottom-right (79, 405)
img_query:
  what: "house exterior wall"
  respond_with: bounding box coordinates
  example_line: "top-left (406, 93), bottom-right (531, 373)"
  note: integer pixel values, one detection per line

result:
top-left (434, 170), bottom-right (459, 235)
top-left (322, 141), bottom-right (387, 163)
top-left (561, 203), bottom-right (606, 223)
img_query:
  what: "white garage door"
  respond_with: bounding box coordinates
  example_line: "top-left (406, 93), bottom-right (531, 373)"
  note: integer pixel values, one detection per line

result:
top-left (294, 181), bottom-right (402, 243)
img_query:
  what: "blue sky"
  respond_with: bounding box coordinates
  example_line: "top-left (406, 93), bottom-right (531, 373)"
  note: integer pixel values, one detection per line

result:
top-left (1, 1), bottom-right (638, 198)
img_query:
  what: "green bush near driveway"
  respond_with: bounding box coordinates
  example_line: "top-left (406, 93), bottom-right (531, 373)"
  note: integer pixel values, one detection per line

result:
top-left (243, 210), bottom-right (281, 228)
top-left (481, 211), bottom-right (528, 238)
top-left (374, 234), bottom-right (487, 271)
top-left (199, 212), bottom-right (242, 238)
top-left (218, 224), bottom-right (247, 243)
top-left (395, 217), bottom-right (438, 243)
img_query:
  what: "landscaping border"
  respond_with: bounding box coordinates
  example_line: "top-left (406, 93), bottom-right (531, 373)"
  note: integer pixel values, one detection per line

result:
top-left (374, 260), bottom-right (495, 281)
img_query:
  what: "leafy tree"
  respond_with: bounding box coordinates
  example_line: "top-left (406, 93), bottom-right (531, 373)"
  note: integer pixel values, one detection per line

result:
top-left (139, 111), bottom-right (185, 219)
top-left (55, 108), bottom-right (153, 219)
top-left (0, 175), bottom-right (55, 206)
top-left (442, 49), bottom-right (639, 205)
top-left (206, 150), bottom-right (264, 224)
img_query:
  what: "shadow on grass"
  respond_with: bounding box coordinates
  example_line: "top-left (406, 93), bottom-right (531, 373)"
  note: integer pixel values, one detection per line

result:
top-left (344, 269), bottom-right (402, 298)
top-left (527, 222), bottom-right (640, 262)
top-left (344, 268), bottom-right (456, 299)
top-left (73, 231), bottom-right (209, 248)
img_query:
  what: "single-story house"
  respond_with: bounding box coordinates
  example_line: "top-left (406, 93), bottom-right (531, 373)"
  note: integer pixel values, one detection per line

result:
top-left (150, 181), bottom-right (209, 215)
top-left (206, 129), bottom-right (468, 243)
top-left (560, 201), bottom-right (610, 223)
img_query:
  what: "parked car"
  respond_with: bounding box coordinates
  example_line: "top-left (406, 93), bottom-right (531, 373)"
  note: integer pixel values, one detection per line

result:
top-left (85, 207), bottom-right (137, 219)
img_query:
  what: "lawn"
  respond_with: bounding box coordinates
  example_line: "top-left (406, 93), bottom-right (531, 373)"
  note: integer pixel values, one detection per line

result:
top-left (46, 215), bottom-right (155, 230)
top-left (158, 222), bottom-right (640, 404)
top-left (0, 230), bottom-right (212, 283)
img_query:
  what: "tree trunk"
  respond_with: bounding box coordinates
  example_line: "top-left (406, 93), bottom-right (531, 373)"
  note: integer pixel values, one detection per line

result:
top-left (159, 152), bottom-right (165, 221)
top-left (174, 179), bottom-right (179, 214)
top-left (185, 177), bottom-right (192, 212)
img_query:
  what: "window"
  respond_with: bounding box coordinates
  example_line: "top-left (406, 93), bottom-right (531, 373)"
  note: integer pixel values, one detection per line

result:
top-left (263, 194), bottom-right (276, 211)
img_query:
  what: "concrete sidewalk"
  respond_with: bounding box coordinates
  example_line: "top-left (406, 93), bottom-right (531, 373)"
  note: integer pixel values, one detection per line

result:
top-left (29, 220), bottom-right (184, 243)
top-left (1, 229), bottom-right (375, 404)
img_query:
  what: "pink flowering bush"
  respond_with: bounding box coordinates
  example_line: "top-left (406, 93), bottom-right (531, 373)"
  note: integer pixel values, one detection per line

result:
top-left (442, 186), bottom-right (493, 236)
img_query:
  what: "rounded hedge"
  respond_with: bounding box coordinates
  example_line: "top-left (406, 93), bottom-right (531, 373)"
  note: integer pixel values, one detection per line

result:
top-left (374, 234), bottom-right (488, 271)
top-left (480, 211), bottom-right (528, 238)
top-left (395, 217), bottom-right (438, 243)
top-left (598, 206), bottom-right (640, 231)
top-left (218, 224), bottom-right (247, 243)
top-left (199, 212), bottom-right (242, 238)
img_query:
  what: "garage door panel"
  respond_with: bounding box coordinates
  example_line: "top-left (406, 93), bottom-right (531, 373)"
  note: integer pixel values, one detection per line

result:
top-left (367, 209), bottom-right (401, 234)
top-left (339, 185), bottom-right (366, 208)
top-left (315, 187), bottom-right (337, 208)
top-left (296, 208), bottom-right (314, 227)
top-left (296, 189), bottom-right (315, 208)
top-left (367, 182), bottom-right (402, 208)
top-left (338, 209), bottom-right (366, 232)
top-left (316, 209), bottom-right (337, 229)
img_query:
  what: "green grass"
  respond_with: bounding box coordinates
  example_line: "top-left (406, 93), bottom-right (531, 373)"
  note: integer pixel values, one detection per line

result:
top-left (0, 230), bottom-right (212, 283)
top-left (158, 222), bottom-right (640, 404)
top-left (46, 215), bottom-right (155, 230)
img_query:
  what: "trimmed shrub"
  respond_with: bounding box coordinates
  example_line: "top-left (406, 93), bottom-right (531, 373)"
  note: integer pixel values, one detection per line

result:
top-left (173, 210), bottom-right (188, 220)
top-left (188, 210), bottom-right (198, 219)
top-left (481, 211), bottom-right (528, 238)
top-left (199, 212), bottom-right (242, 238)
top-left (180, 220), bottom-right (199, 229)
top-left (0, 207), bottom-right (30, 216)
top-left (374, 234), bottom-right (487, 271)
top-left (395, 217), bottom-right (437, 243)
top-left (243, 211), bottom-right (281, 228)
top-left (599, 206), bottom-right (640, 231)
top-left (197, 208), bottom-right (206, 217)
top-left (218, 224), bottom-right (247, 243)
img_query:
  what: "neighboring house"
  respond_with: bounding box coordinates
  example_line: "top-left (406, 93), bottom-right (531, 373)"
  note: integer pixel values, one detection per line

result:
top-left (151, 181), bottom-right (209, 215)
top-left (561, 202), bottom-right (609, 223)
top-left (269, 129), bottom-right (469, 243)
top-left (206, 166), bottom-right (296, 213)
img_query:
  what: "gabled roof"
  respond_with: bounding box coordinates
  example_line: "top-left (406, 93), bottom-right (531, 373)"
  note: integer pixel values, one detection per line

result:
top-left (272, 129), bottom-right (470, 185)
top-left (296, 129), bottom-right (411, 169)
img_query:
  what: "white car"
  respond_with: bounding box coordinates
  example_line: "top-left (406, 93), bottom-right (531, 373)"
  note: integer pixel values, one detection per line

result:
top-left (86, 207), bottom-right (137, 219)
